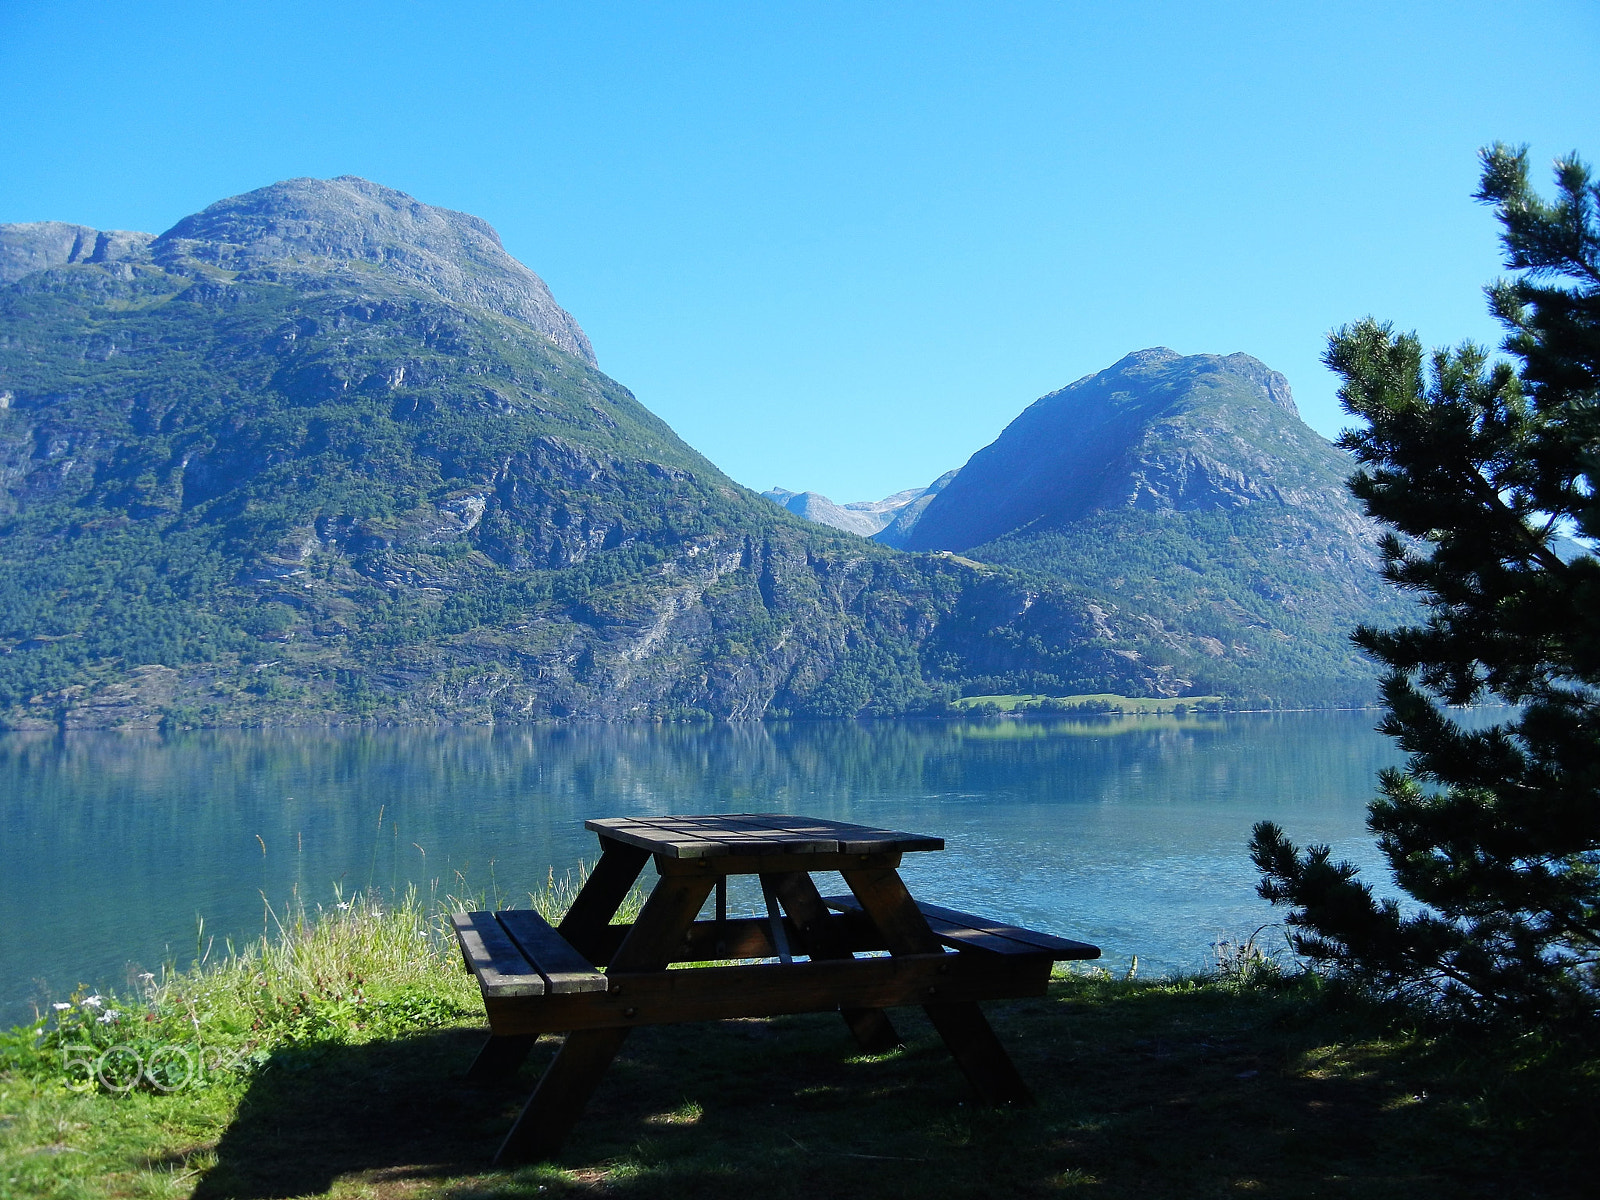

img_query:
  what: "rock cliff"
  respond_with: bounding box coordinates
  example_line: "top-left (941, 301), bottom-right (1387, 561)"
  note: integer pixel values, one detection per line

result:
top-left (0, 221), bottom-right (154, 283)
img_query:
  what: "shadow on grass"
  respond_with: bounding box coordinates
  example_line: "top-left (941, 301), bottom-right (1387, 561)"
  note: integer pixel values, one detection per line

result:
top-left (188, 1012), bottom-right (990, 1200)
top-left (190, 1027), bottom-right (514, 1198)
top-left (188, 988), bottom-right (1597, 1200)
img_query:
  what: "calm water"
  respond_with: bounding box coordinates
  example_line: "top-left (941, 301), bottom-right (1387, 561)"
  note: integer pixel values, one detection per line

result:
top-left (0, 712), bottom-right (1425, 1026)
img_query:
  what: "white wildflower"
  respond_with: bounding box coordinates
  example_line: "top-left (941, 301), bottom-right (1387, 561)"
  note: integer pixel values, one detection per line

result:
top-left (52, 1002), bottom-right (72, 1011)
top-left (97, 1009), bottom-right (120, 1024)
top-left (81, 995), bottom-right (103, 1009)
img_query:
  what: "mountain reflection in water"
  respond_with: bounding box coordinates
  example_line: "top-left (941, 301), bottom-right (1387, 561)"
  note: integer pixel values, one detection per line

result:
top-left (0, 712), bottom-right (1444, 1025)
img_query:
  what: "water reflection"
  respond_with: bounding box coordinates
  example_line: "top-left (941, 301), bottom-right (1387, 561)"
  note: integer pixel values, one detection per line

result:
top-left (1, 713), bottom-right (1417, 1025)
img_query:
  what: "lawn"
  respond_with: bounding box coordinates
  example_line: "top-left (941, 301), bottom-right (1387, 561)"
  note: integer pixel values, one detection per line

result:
top-left (1, 894), bottom-right (1594, 1199)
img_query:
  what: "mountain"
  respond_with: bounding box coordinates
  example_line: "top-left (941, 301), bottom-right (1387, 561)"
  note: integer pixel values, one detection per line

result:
top-left (902, 349), bottom-right (1402, 704)
top-left (0, 222), bottom-right (155, 284)
top-left (761, 472), bottom-right (957, 539)
top-left (156, 177), bottom-right (596, 364)
top-left (872, 469), bottom-right (959, 548)
top-left (761, 488), bottom-right (885, 537)
top-left (0, 178), bottom-right (1181, 728)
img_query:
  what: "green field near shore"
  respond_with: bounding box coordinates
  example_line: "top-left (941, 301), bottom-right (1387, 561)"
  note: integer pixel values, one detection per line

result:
top-left (951, 693), bottom-right (1226, 713)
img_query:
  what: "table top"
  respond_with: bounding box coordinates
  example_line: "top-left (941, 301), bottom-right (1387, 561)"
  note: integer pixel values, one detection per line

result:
top-left (586, 813), bottom-right (944, 860)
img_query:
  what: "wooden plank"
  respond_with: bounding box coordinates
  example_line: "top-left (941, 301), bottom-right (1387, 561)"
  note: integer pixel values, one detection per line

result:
top-left (495, 1027), bottom-right (630, 1165)
top-left (607, 872), bottom-right (718, 972)
top-left (910, 900), bottom-right (1100, 960)
top-left (836, 833), bottom-right (944, 854)
top-left (654, 849), bottom-right (903, 876)
top-left (558, 840), bottom-right (650, 966)
top-left (582, 824), bottom-right (733, 858)
top-left (581, 910), bottom-right (885, 964)
top-left (821, 894), bottom-right (1098, 960)
top-left (695, 814), bottom-right (840, 854)
top-left (482, 952), bottom-right (1050, 1035)
top-left (841, 866), bottom-right (1035, 1107)
top-left (583, 814), bottom-right (943, 858)
top-left (584, 817), bottom-right (726, 857)
top-left (822, 893), bottom-right (1034, 954)
top-left (496, 909), bottom-right (609, 994)
top-left (497, 869), bottom-right (716, 1163)
top-left (768, 870), bottom-right (900, 1053)
top-left (758, 875), bottom-right (795, 962)
top-left (616, 815), bottom-right (839, 857)
top-left (839, 867), bottom-right (943, 954)
top-left (746, 814), bottom-right (945, 855)
top-left (920, 1001), bottom-right (1035, 1106)
top-left (451, 911), bottom-right (545, 997)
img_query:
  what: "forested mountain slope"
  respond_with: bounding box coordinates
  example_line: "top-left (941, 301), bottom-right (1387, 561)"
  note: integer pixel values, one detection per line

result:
top-left (904, 349), bottom-right (1404, 704)
top-left (0, 178), bottom-right (1182, 728)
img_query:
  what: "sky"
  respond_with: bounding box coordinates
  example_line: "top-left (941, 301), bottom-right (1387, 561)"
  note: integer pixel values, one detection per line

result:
top-left (1, 1), bottom-right (1595, 502)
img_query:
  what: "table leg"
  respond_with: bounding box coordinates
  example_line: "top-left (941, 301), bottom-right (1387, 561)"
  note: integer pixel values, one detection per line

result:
top-left (496, 871), bottom-right (717, 1165)
top-left (466, 1033), bottom-right (538, 1083)
top-left (557, 840), bottom-right (651, 965)
top-left (764, 871), bottom-right (900, 1054)
top-left (840, 865), bottom-right (1035, 1106)
top-left (495, 1027), bottom-right (630, 1163)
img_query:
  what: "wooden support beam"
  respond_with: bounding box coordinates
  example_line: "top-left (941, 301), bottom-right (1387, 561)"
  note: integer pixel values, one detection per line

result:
top-left (654, 850), bottom-right (902, 877)
top-left (557, 840), bottom-right (650, 966)
top-left (822, 893), bottom-right (1099, 960)
top-left (495, 871), bottom-right (715, 1165)
top-left (580, 910), bottom-right (884, 964)
top-left (766, 870), bottom-right (901, 1053)
top-left (495, 1027), bottom-right (630, 1163)
top-left (482, 952), bottom-right (1048, 1035)
top-left (842, 866), bottom-right (1036, 1107)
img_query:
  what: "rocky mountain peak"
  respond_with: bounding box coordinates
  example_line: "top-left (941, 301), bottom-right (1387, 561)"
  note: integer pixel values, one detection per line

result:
top-left (904, 349), bottom-right (1334, 552)
top-left (151, 176), bottom-right (596, 364)
top-left (1091, 348), bottom-right (1298, 416)
top-left (3, 178), bottom-right (595, 365)
top-left (0, 221), bottom-right (154, 284)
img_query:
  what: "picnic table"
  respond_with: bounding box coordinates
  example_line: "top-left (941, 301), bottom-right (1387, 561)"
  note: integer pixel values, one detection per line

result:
top-left (452, 814), bottom-right (1099, 1163)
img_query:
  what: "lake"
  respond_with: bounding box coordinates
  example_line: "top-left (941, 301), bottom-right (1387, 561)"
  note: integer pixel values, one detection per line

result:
top-left (0, 712), bottom-right (1424, 1027)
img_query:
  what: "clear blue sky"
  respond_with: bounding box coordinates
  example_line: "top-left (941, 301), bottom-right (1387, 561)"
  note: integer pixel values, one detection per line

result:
top-left (2, 1), bottom-right (1595, 501)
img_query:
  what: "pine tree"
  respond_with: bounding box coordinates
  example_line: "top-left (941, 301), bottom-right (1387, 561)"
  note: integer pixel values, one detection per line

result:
top-left (1249, 145), bottom-right (1600, 1021)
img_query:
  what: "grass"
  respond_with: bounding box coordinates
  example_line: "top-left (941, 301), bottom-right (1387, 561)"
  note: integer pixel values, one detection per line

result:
top-left (2, 889), bottom-right (1595, 1199)
top-left (951, 693), bottom-right (1226, 714)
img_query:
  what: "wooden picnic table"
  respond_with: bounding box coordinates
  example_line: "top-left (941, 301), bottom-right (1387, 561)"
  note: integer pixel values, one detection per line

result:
top-left (452, 813), bottom-right (1099, 1163)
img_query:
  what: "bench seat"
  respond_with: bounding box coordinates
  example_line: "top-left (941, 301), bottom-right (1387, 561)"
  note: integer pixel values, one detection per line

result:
top-left (820, 894), bottom-right (1099, 960)
top-left (454, 899), bottom-right (1098, 1004)
top-left (452, 909), bottom-right (607, 998)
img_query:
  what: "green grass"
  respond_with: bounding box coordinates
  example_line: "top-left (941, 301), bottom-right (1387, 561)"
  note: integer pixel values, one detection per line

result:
top-left (2, 890), bottom-right (1595, 1199)
top-left (952, 692), bottom-right (1225, 714)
